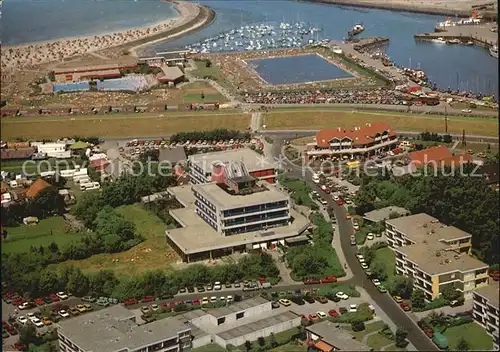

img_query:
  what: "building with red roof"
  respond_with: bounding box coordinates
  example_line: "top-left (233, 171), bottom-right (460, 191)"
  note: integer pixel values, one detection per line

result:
top-left (306, 122), bottom-right (398, 160)
top-left (409, 145), bottom-right (472, 169)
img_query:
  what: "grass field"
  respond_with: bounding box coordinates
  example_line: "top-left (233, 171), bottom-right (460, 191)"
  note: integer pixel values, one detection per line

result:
top-left (0, 158), bottom-right (81, 174)
top-left (263, 110), bottom-right (498, 137)
top-left (192, 344), bottom-right (226, 352)
top-left (1, 112), bottom-right (250, 140)
top-left (190, 61), bottom-right (233, 90)
top-left (347, 321), bottom-right (387, 341)
top-left (365, 333), bottom-right (394, 350)
top-left (116, 204), bottom-right (172, 239)
top-left (1, 216), bottom-right (84, 253)
top-left (370, 247), bottom-right (396, 281)
top-left (180, 81), bottom-right (227, 104)
top-left (443, 322), bottom-right (493, 351)
top-left (269, 342), bottom-right (307, 352)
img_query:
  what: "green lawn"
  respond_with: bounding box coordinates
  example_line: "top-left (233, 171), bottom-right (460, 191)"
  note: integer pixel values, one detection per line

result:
top-left (1, 216), bottom-right (84, 253)
top-left (116, 204), bottom-right (169, 238)
top-left (384, 344), bottom-right (406, 351)
top-left (278, 177), bottom-right (316, 208)
top-left (192, 344), bottom-right (226, 352)
top-left (443, 322), bottom-right (493, 351)
top-left (269, 342), bottom-right (307, 352)
top-left (365, 333), bottom-right (394, 350)
top-left (0, 158), bottom-right (79, 174)
top-left (370, 247), bottom-right (396, 281)
top-left (348, 321), bottom-right (387, 341)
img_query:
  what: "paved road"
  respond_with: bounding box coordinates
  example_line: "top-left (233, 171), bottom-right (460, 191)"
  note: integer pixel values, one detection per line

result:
top-left (270, 137), bottom-right (439, 351)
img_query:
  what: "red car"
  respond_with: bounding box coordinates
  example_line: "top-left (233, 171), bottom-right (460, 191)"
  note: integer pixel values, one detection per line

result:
top-left (14, 343), bottom-right (27, 351)
top-left (193, 299), bottom-right (200, 306)
top-left (308, 314), bottom-right (318, 322)
top-left (161, 302), bottom-right (169, 311)
top-left (34, 298), bottom-right (45, 306)
top-left (328, 309), bottom-right (339, 317)
top-left (336, 199), bottom-right (343, 206)
top-left (49, 293), bottom-right (60, 302)
top-left (123, 298), bottom-right (137, 306)
top-left (400, 302), bottom-right (411, 311)
top-left (321, 276), bottom-right (337, 284)
top-left (141, 296), bottom-right (155, 303)
top-left (423, 327), bottom-right (434, 338)
top-left (300, 314), bottom-right (308, 322)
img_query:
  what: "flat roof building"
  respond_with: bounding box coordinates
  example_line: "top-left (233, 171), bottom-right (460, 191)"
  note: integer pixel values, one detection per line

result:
top-left (363, 206), bottom-right (410, 223)
top-left (306, 321), bottom-right (371, 351)
top-left (386, 213), bottom-right (489, 301)
top-left (56, 305), bottom-right (192, 352)
top-left (189, 148), bottom-right (276, 184)
top-left (472, 283), bottom-right (499, 350)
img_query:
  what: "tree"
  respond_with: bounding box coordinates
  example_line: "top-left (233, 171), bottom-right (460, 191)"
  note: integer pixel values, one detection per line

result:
top-left (19, 324), bottom-right (38, 346)
top-left (66, 267), bottom-right (89, 297)
top-left (441, 285), bottom-right (461, 301)
top-left (72, 190), bottom-right (105, 229)
top-left (201, 92), bottom-right (205, 100)
top-left (387, 276), bottom-right (413, 298)
top-left (29, 186), bottom-right (65, 218)
top-left (351, 320), bottom-right (365, 332)
top-left (244, 340), bottom-right (252, 352)
top-left (257, 336), bottom-right (266, 346)
top-left (370, 261), bottom-right (388, 281)
top-left (39, 270), bottom-right (60, 294)
top-left (457, 337), bottom-right (469, 351)
top-left (395, 327), bottom-right (408, 348)
top-left (205, 59), bottom-right (212, 68)
top-left (411, 289), bottom-right (426, 309)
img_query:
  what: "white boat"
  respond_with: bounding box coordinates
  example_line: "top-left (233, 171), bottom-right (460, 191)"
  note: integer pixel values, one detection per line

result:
top-left (447, 39), bottom-right (460, 44)
top-left (431, 37), bottom-right (447, 44)
top-left (490, 45), bottom-right (498, 59)
top-left (351, 23), bottom-right (364, 35)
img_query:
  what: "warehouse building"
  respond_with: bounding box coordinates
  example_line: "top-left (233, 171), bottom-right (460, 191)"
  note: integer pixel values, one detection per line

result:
top-left (189, 148), bottom-right (276, 184)
top-left (166, 161), bottom-right (309, 262)
top-left (56, 305), bottom-right (192, 352)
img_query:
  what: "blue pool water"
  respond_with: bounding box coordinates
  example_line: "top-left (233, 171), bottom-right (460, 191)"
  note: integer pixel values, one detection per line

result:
top-left (52, 82), bottom-right (90, 93)
top-left (246, 54), bottom-right (353, 85)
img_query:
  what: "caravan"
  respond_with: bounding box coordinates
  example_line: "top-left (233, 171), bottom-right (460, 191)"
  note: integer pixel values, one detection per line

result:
top-left (80, 182), bottom-right (100, 191)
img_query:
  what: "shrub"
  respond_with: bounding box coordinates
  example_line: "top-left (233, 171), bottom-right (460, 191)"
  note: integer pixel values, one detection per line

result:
top-left (351, 320), bottom-right (365, 332)
top-left (448, 316), bottom-right (473, 327)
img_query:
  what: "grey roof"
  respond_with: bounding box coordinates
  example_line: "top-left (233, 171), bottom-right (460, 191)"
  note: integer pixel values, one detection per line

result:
top-left (207, 296), bottom-right (270, 318)
top-left (285, 235), bottom-right (310, 244)
top-left (159, 147), bottom-right (187, 164)
top-left (474, 282), bottom-right (500, 309)
top-left (217, 311), bottom-right (299, 341)
top-left (306, 321), bottom-right (371, 351)
top-left (160, 66), bottom-right (185, 80)
top-left (363, 206), bottom-right (410, 223)
top-left (57, 305), bottom-right (190, 352)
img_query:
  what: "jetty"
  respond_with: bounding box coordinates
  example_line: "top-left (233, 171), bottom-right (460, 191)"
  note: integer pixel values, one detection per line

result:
top-left (352, 37), bottom-right (390, 52)
top-left (414, 23), bottom-right (497, 48)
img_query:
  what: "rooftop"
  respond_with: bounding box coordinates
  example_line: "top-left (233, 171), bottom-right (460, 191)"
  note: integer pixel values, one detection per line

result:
top-left (363, 206), bottom-right (410, 223)
top-left (25, 178), bottom-right (51, 198)
top-left (306, 321), bottom-right (371, 351)
top-left (159, 66), bottom-right (185, 81)
top-left (207, 297), bottom-right (269, 318)
top-left (408, 146), bottom-right (472, 168)
top-left (166, 185), bottom-right (310, 254)
top-left (192, 181), bottom-right (288, 210)
top-left (189, 148), bottom-right (275, 174)
top-left (57, 305), bottom-right (190, 352)
top-left (315, 122), bottom-right (396, 147)
top-left (159, 147), bottom-right (187, 164)
top-left (474, 282), bottom-right (500, 309)
top-left (396, 241), bottom-right (488, 275)
top-left (386, 213), bottom-right (472, 244)
top-left (217, 311), bottom-right (299, 341)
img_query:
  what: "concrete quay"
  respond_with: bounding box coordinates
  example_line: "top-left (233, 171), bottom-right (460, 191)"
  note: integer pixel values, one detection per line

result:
top-left (415, 23), bottom-right (498, 48)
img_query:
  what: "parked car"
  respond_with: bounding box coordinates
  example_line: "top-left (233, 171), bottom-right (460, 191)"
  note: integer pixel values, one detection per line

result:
top-left (58, 310), bottom-right (70, 318)
top-left (317, 311), bottom-right (327, 319)
top-left (349, 304), bottom-right (358, 313)
top-left (377, 285), bottom-right (387, 293)
top-left (56, 292), bottom-right (69, 300)
top-left (69, 308), bottom-right (80, 316)
top-left (290, 296), bottom-right (305, 305)
top-left (308, 314), bottom-right (319, 322)
top-left (278, 299), bottom-right (291, 307)
top-left (151, 304), bottom-right (160, 312)
top-left (372, 279), bottom-right (381, 286)
top-left (76, 305), bottom-right (87, 313)
top-left (31, 318), bottom-right (44, 328)
top-left (82, 296), bottom-right (96, 303)
top-left (214, 282), bottom-right (222, 290)
top-left (210, 296), bottom-right (217, 303)
top-left (315, 296), bottom-right (328, 304)
top-left (18, 302), bottom-right (31, 310)
top-left (392, 296), bottom-right (403, 303)
top-left (271, 301), bottom-right (280, 309)
top-left (124, 298), bottom-right (138, 306)
top-left (350, 236), bottom-right (356, 245)
top-left (141, 306), bottom-right (150, 314)
top-left (367, 233), bottom-right (374, 240)
top-left (201, 297), bottom-right (209, 305)
top-left (335, 292), bottom-right (349, 300)
top-left (42, 318), bottom-right (52, 326)
top-left (400, 302), bottom-right (411, 311)
top-left (339, 307), bottom-right (348, 315)
top-left (142, 296), bottom-right (155, 303)
top-left (83, 304), bottom-right (92, 311)
top-left (328, 309), bottom-right (339, 317)
top-left (17, 316), bottom-right (28, 325)
top-left (303, 295), bottom-right (315, 304)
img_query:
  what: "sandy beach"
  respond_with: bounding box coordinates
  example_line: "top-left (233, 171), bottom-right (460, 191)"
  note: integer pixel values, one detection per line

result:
top-left (0, 1), bottom-right (201, 71)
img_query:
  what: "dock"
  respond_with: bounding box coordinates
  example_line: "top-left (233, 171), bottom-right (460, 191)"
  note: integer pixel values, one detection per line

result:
top-left (415, 23), bottom-right (498, 48)
top-left (352, 37), bottom-right (390, 52)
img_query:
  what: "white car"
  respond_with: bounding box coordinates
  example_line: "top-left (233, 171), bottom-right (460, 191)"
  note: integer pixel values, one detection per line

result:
top-left (356, 254), bottom-right (364, 261)
top-left (367, 233), bottom-right (374, 240)
top-left (18, 302), bottom-right (30, 310)
top-left (214, 281), bottom-right (222, 290)
top-left (151, 304), bottom-right (159, 312)
top-left (210, 296), bottom-right (217, 303)
top-left (31, 318), bottom-right (44, 328)
top-left (372, 279), bottom-right (381, 286)
top-left (56, 291), bottom-right (69, 300)
top-left (220, 296), bottom-right (226, 302)
top-left (26, 312), bottom-right (36, 321)
top-left (320, 199), bottom-right (328, 205)
top-left (361, 263), bottom-right (369, 270)
top-left (336, 292), bottom-right (349, 300)
top-left (312, 191), bottom-right (319, 197)
top-left (312, 176), bottom-right (320, 184)
top-left (317, 311), bottom-right (327, 319)
top-left (353, 224), bottom-right (360, 230)
top-left (349, 304), bottom-right (358, 313)
top-left (58, 310), bottom-right (70, 318)
top-left (227, 295), bottom-right (233, 302)
top-left (332, 195), bottom-right (340, 201)
top-left (201, 297), bottom-right (209, 305)
top-left (461, 108), bottom-right (472, 113)
top-left (18, 316), bottom-right (28, 325)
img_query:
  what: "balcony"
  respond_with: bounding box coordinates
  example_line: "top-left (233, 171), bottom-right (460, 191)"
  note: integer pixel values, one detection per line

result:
top-left (223, 202), bottom-right (288, 218)
top-left (308, 138), bottom-right (398, 155)
top-left (222, 213), bottom-right (290, 230)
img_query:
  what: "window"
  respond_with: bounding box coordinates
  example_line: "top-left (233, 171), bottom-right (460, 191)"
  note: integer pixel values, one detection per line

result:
top-left (217, 317), bottom-right (226, 325)
top-left (236, 312), bottom-right (245, 320)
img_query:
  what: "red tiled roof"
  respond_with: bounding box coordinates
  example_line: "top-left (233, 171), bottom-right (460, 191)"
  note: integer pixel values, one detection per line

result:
top-left (26, 178), bottom-right (51, 198)
top-left (1, 148), bottom-right (34, 160)
top-left (316, 122), bottom-right (395, 147)
top-left (409, 145), bottom-right (452, 167)
top-left (314, 341), bottom-right (334, 352)
top-left (90, 159), bottom-right (110, 171)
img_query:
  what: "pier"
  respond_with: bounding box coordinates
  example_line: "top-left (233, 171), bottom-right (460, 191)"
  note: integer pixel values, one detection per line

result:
top-left (415, 23), bottom-right (498, 48)
top-left (352, 37), bottom-right (390, 52)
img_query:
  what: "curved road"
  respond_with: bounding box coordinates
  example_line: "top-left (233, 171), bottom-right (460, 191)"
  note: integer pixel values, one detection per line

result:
top-left (269, 137), bottom-right (439, 351)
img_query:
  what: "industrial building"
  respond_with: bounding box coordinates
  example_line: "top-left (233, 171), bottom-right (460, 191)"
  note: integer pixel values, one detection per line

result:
top-left (189, 148), bottom-right (276, 184)
top-left (166, 160), bottom-right (309, 262)
top-left (178, 297), bottom-right (301, 349)
top-left (362, 206), bottom-right (410, 224)
top-left (56, 305), bottom-right (192, 352)
top-left (158, 66), bottom-right (185, 86)
top-left (31, 142), bottom-right (71, 159)
top-left (53, 62), bottom-right (138, 82)
top-left (386, 213), bottom-right (489, 301)
top-left (472, 283), bottom-right (499, 350)
top-left (306, 321), bottom-right (371, 351)
top-left (306, 122), bottom-right (399, 160)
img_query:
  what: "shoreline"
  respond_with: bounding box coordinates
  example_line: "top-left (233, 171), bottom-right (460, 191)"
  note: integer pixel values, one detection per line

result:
top-left (302, 0), bottom-right (483, 18)
top-left (0, 1), bottom-right (212, 70)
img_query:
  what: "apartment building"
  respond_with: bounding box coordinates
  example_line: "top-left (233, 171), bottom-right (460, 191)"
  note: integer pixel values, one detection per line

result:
top-left (192, 161), bottom-right (290, 236)
top-left (57, 305), bottom-right (192, 352)
top-left (386, 213), bottom-right (489, 301)
top-left (473, 283), bottom-right (499, 350)
top-left (306, 122), bottom-right (398, 160)
top-left (189, 148), bottom-right (276, 184)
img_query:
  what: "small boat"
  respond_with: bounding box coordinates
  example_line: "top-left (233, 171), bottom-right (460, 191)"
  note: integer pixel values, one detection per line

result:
top-left (431, 37), bottom-right (446, 44)
top-left (446, 39), bottom-right (460, 44)
top-left (465, 41), bottom-right (474, 46)
top-left (351, 23), bottom-right (364, 35)
top-left (489, 45), bottom-right (498, 59)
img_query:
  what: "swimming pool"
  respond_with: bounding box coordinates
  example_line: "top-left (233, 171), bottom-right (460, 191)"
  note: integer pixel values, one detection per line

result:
top-left (245, 54), bottom-right (353, 85)
top-left (96, 76), bottom-right (149, 92)
top-left (52, 81), bottom-right (90, 92)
